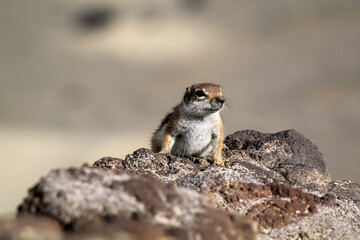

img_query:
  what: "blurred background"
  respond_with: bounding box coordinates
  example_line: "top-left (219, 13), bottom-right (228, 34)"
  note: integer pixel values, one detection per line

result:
top-left (1, 0), bottom-right (359, 214)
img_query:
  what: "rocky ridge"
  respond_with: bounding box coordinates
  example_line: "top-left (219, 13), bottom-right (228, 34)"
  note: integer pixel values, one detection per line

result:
top-left (3, 129), bottom-right (360, 239)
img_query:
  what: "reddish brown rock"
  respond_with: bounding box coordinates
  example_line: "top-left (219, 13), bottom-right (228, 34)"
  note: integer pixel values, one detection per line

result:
top-left (208, 182), bottom-right (334, 230)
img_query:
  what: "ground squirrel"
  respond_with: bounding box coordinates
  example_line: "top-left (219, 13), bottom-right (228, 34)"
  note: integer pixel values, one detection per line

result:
top-left (151, 83), bottom-right (225, 166)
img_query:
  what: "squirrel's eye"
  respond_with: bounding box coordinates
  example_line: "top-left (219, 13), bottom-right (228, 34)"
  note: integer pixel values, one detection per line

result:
top-left (195, 90), bottom-right (206, 97)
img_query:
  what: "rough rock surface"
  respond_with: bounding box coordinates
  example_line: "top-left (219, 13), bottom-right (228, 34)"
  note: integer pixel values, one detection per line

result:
top-left (92, 129), bottom-right (360, 238)
top-left (9, 129), bottom-right (360, 239)
top-left (223, 130), bottom-right (331, 188)
top-left (17, 166), bottom-right (256, 240)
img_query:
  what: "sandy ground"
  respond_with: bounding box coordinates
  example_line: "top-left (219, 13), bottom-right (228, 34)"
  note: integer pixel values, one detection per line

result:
top-left (0, 0), bottom-right (359, 214)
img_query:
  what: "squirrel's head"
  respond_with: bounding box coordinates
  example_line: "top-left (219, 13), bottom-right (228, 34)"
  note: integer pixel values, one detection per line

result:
top-left (182, 83), bottom-right (225, 117)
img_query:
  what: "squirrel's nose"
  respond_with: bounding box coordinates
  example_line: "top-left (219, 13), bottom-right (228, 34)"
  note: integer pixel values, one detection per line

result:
top-left (216, 97), bottom-right (225, 104)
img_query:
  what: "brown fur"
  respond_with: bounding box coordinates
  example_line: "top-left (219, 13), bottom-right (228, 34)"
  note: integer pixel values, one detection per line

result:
top-left (151, 105), bottom-right (181, 153)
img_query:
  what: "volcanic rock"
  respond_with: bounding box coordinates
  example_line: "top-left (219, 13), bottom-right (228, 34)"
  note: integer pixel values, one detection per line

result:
top-left (11, 129), bottom-right (360, 239)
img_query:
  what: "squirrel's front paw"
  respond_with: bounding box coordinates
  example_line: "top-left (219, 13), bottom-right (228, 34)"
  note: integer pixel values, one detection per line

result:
top-left (214, 157), bottom-right (224, 167)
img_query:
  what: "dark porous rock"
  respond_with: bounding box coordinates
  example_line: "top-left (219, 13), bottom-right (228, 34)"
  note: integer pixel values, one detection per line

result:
top-left (93, 148), bottom-right (200, 183)
top-left (91, 156), bottom-right (124, 171)
top-left (18, 166), bottom-right (257, 240)
top-left (124, 148), bottom-right (199, 182)
top-left (224, 129), bottom-right (331, 189)
top-left (102, 148), bottom-right (285, 191)
top-left (326, 180), bottom-right (360, 208)
top-left (12, 129), bottom-right (360, 239)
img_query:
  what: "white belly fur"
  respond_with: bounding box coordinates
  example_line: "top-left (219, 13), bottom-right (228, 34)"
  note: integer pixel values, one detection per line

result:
top-left (171, 113), bottom-right (219, 157)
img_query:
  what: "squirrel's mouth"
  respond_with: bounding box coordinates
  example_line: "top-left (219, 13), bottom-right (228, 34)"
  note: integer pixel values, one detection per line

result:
top-left (208, 102), bottom-right (224, 112)
top-left (207, 107), bottom-right (222, 112)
